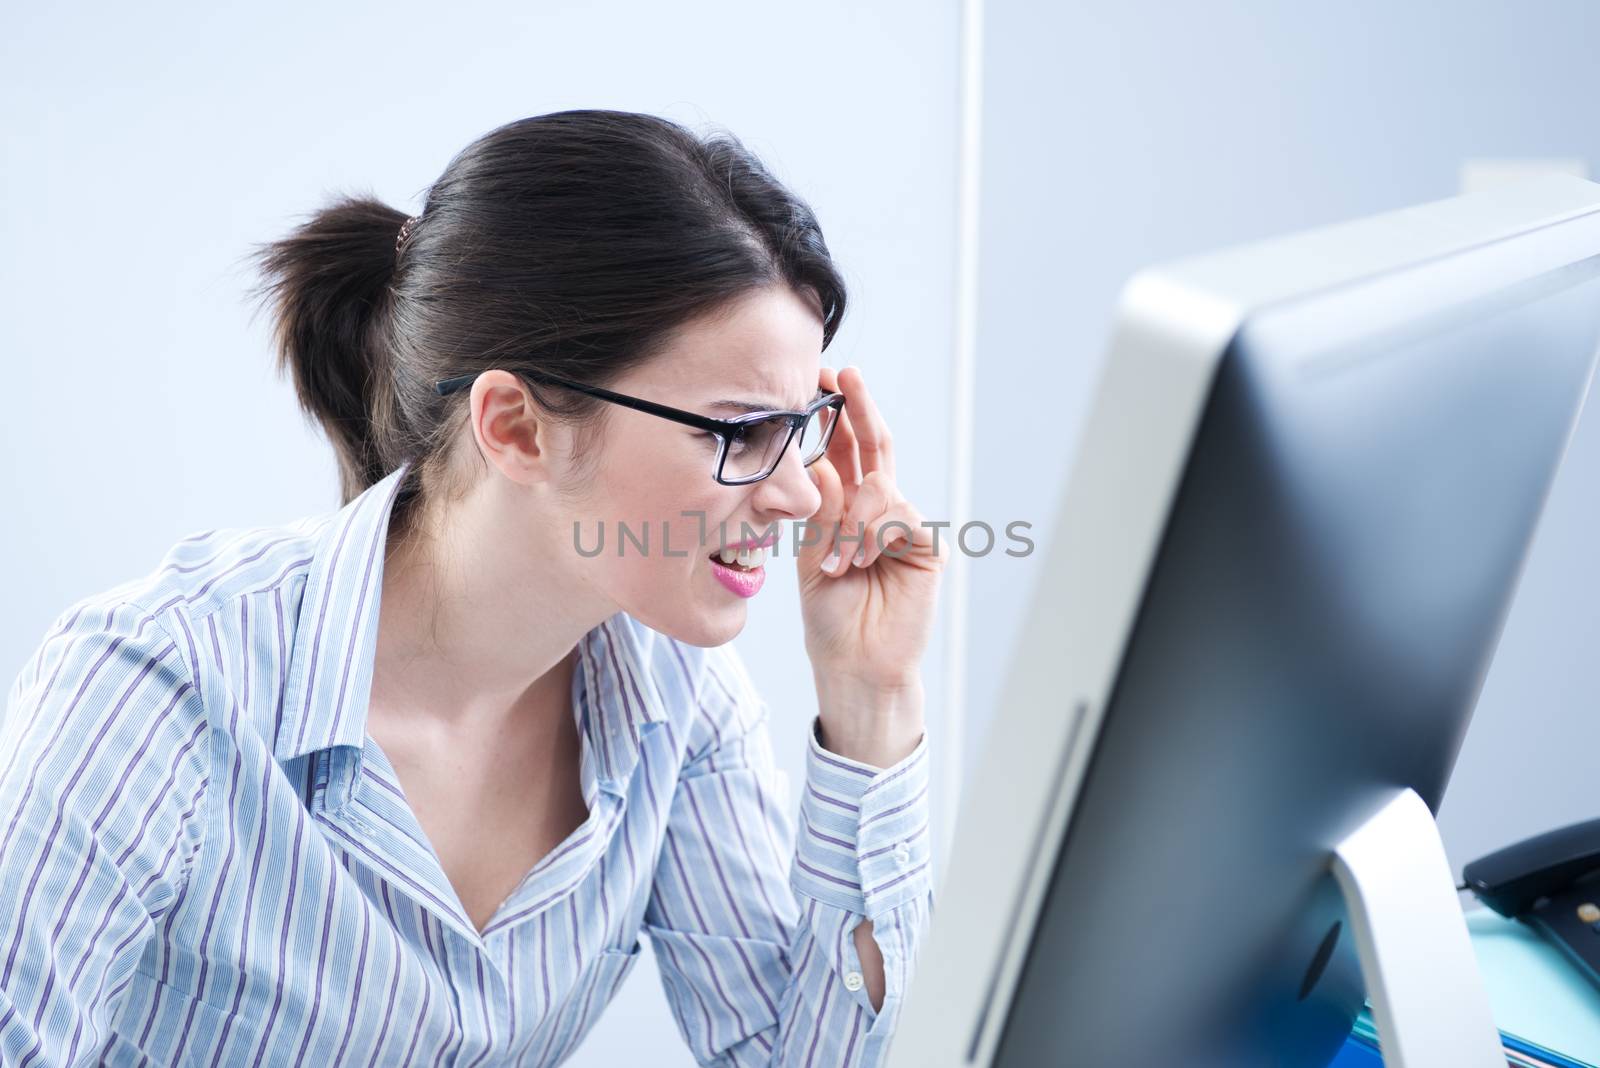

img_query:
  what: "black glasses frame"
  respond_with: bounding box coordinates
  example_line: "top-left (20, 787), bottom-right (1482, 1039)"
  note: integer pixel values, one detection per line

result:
top-left (434, 369), bottom-right (846, 486)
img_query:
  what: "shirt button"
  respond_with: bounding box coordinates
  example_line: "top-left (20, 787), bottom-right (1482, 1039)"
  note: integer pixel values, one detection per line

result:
top-left (892, 843), bottom-right (912, 867)
top-left (843, 970), bottom-right (864, 992)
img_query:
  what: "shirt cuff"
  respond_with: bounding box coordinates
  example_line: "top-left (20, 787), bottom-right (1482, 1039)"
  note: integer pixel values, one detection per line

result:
top-left (791, 714), bottom-right (931, 918)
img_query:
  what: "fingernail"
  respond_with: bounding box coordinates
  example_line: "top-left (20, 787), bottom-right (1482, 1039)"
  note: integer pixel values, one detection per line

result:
top-left (852, 546), bottom-right (866, 567)
top-left (822, 549), bottom-right (841, 574)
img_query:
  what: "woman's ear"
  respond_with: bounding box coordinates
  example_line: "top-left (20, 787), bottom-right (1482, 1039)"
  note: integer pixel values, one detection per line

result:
top-left (466, 369), bottom-right (570, 488)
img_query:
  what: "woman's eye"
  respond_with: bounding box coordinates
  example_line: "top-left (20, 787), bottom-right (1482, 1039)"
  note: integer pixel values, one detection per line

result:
top-left (699, 430), bottom-right (745, 453)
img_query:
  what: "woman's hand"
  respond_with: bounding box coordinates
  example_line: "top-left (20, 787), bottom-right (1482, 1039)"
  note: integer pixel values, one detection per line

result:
top-left (796, 365), bottom-right (949, 767)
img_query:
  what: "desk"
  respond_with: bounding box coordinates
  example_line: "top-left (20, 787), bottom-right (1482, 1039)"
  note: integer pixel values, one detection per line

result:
top-left (1332, 909), bottom-right (1600, 1066)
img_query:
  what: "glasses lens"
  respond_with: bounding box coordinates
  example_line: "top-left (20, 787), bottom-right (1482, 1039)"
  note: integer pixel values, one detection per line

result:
top-left (722, 417), bottom-right (793, 482)
top-left (720, 405), bottom-right (838, 483)
top-left (796, 405), bottom-right (837, 465)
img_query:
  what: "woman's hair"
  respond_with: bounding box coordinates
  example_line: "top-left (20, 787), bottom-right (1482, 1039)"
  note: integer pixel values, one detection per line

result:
top-left (245, 109), bottom-right (848, 541)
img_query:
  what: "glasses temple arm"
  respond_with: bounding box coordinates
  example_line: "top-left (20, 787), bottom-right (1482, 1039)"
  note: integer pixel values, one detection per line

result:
top-left (435, 370), bottom-right (744, 435)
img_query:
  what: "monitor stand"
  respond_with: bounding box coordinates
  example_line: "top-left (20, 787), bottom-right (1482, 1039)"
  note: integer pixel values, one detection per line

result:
top-left (1330, 787), bottom-right (1503, 1067)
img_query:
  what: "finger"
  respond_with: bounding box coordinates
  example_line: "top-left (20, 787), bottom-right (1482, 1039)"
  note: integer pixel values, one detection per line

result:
top-left (819, 366), bottom-right (863, 487)
top-left (814, 377), bottom-right (858, 519)
top-left (831, 471), bottom-right (894, 573)
top-left (861, 491), bottom-right (952, 568)
top-left (859, 501), bottom-right (927, 570)
top-left (799, 454), bottom-right (846, 570)
top-left (837, 366), bottom-right (895, 482)
top-left (827, 400), bottom-right (864, 488)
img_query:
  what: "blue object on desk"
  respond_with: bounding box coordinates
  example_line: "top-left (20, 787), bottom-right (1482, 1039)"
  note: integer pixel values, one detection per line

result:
top-left (1329, 1035), bottom-right (1385, 1067)
top-left (1338, 1011), bottom-right (1592, 1067)
top-left (1470, 907), bottom-right (1600, 1063)
top-left (1330, 909), bottom-right (1600, 1066)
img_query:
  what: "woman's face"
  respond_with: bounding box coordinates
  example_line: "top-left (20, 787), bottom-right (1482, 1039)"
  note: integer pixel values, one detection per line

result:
top-left (554, 285), bottom-right (827, 647)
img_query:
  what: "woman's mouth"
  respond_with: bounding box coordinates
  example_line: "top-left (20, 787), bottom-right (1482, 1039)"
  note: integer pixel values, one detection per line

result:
top-left (711, 544), bottom-right (769, 571)
top-left (708, 543), bottom-right (768, 598)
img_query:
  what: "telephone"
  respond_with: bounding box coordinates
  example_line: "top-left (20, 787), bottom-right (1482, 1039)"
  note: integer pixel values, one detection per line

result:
top-left (1463, 818), bottom-right (1600, 993)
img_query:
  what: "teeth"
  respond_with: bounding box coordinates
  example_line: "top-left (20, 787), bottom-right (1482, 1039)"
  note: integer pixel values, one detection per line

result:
top-left (715, 545), bottom-right (768, 568)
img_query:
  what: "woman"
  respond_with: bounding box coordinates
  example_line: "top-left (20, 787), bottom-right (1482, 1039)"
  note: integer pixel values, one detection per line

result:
top-left (0, 109), bottom-right (945, 1067)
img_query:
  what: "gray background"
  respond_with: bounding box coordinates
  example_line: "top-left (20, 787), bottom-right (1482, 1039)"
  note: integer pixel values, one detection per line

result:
top-left (3, 1), bottom-right (1597, 1064)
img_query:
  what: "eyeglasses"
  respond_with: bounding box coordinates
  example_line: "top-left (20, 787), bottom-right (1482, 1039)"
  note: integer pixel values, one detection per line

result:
top-left (435, 369), bottom-right (846, 486)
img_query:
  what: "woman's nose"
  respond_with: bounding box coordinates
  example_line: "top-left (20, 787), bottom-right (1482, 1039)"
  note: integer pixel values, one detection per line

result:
top-left (752, 437), bottom-right (822, 521)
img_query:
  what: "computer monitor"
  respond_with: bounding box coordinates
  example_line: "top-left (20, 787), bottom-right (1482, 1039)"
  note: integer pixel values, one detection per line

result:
top-left (888, 175), bottom-right (1600, 1068)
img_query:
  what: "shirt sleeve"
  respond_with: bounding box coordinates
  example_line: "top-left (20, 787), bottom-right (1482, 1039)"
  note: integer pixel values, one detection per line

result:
top-left (642, 641), bottom-right (933, 1068)
top-left (0, 600), bottom-right (212, 1067)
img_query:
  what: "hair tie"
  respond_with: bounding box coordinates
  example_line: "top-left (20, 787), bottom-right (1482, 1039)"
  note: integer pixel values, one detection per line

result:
top-left (395, 214), bottom-right (421, 254)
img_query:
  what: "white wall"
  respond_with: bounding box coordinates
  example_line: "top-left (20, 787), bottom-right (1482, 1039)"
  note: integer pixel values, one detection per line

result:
top-left (969, 0), bottom-right (1600, 878)
top-left (0, 4), bottom-right (961, 1065)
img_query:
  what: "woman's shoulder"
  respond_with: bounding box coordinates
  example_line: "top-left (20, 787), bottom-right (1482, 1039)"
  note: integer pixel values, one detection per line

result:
top-left (112, 513), bottom-right (336, 627)
top-left (4, 584), bottom-right (213, 796)
top-left (3, 576), bottom-right (218, 912)
top-left (7, 512), bottom-right (336, 743)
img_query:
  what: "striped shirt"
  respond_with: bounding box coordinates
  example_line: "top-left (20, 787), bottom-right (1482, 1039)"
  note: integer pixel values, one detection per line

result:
top-left (0, 458), bottom-right (932, 1067)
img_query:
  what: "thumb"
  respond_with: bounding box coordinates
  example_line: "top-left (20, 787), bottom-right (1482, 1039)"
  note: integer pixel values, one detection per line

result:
top-left (799, 455), bottom-right (845, 569)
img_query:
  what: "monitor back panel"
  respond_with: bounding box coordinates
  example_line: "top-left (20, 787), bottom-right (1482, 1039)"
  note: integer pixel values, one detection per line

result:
top-left (992, 261), bottom-right (1600, 1067)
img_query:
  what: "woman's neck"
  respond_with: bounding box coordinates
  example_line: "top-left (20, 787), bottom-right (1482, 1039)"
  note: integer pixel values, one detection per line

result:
top-left (367, 477), bottom-right (615, 734)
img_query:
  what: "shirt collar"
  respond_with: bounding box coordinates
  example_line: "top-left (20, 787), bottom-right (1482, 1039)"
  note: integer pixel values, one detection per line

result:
top-left (274, 459), bottom-right (670, 792)
top-left (275, 460), bottom-right (413, 764)
top-left (573, 609), bottom-right (673, 793)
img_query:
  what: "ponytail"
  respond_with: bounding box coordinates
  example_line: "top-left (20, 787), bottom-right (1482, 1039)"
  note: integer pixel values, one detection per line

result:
top-left (245, 193), bottom-right (409, 505)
